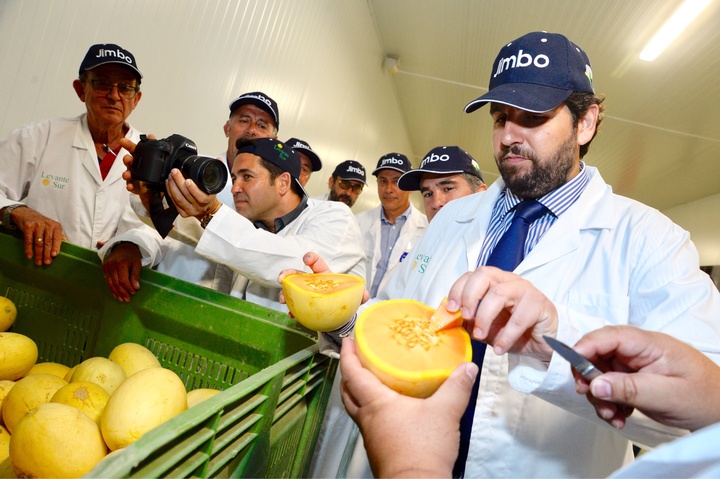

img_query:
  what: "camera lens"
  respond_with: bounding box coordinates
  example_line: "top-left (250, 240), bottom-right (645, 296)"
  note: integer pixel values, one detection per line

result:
top-left (178, 155), bottom-right (228, 194)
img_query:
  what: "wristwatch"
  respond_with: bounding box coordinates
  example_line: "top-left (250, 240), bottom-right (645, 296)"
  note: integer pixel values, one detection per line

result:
top-left (2, 203), bottom-right (26, 230)
top-left (199, 211), bottom-right (216, 229)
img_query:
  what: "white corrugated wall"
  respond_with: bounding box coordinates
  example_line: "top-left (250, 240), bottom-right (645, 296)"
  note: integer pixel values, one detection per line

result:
top-left (0, 0), bottom-right (413, 211)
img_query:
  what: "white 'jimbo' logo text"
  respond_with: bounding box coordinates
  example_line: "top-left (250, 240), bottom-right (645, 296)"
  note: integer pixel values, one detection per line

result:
top-left (420, 153), bottom-right (450, 168)
top-left (346, 165), bottom-right (363, 175)
top-left (381, 157), bottom-right (404, 166)
top-left (494, 49), bottom-right (549, 78)
top-left (241, 93), bottom-right (273, 108)
top-left (95, 49), bottom-right (133, 65)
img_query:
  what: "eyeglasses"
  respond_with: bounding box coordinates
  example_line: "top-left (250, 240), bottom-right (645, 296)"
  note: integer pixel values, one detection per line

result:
top-left (86, 79), bottom-right (139, 99)
top-left (336, 179), bottom-right (363, 193)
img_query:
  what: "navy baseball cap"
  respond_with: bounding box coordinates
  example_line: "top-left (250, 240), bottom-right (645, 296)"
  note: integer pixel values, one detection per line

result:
top-left (229, 91), bottom-right (280, 129)
top-left (464, 31), bottom-right (594, 114)
top-left (332, 160), bottom-right (367, 185)
top-left (286, 137), bottom-right (322, 171)
top-left (236, 138), bottom-right (306, 196)
top-left (79, 43), bottom-right (142, 79)
top-left (371, 152), bottom-right (411, 176)
top-left (398, 146), bottom-right (484, 191)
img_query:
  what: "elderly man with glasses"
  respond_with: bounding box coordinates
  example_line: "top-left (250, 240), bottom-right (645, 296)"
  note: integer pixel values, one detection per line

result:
top-left (0, 43), bottom-right (143, 266)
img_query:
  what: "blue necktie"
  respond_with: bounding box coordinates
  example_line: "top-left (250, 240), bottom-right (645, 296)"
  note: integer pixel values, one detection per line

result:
top-left (453, 200), bottom-right (549, 478)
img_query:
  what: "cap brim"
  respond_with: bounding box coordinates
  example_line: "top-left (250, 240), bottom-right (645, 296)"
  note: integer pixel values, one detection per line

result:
top-left (464, 83), bottom-right (572, 114)
top-left (295, 179), bottom-right (309, 197)
top-left (398, 168), bottom-right (467, 191)
top-left (85, 61), bottom-right (142, 79)
top-left (298, 149), bottom-right (322, 171)
top-left (372, 166), bottom-right (408, 176)
top-left (336, 175), bottom-right (367, 186)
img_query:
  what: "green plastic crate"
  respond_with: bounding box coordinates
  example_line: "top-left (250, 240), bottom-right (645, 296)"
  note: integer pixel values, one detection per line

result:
top-left (0, 231), bottom-right (336, 478)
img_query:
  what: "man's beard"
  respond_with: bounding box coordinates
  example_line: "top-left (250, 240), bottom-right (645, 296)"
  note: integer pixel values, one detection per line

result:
top-left (495, 131), bottom-right (578, 199)
top-left (329, 189), bottom-right (353, 207)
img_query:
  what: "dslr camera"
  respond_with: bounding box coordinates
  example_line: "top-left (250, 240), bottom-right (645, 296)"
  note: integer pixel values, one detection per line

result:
top-left (131, 134), bottom-right (228, 194)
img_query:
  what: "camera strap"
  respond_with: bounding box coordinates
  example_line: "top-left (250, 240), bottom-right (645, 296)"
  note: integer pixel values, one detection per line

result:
top-left (148, 191), bottom-right (179, 238)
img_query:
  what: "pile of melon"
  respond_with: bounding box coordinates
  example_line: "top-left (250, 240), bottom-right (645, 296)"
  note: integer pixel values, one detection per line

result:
top-left (0, 296), bottom-right (221, 478)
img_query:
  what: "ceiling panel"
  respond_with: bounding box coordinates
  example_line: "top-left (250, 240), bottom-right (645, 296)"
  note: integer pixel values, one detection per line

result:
top-left (370, 0), bottom-right (720, 210)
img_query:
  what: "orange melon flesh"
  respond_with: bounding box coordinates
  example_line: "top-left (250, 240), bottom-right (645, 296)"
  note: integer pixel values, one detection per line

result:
top-left (355, 299), bottom-right (472, 398)
top-left (282, 273), bottom-right (365, 332)
top-left (429, 297), bottom-right (463, 332)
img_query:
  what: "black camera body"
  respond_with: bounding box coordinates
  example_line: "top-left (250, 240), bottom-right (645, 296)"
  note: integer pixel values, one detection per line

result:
top-left (131, 134), bottom-right (228, 195)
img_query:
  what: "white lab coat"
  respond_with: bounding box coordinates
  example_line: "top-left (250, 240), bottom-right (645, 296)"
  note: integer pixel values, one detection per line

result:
top-left (609, 422), bottom-right (720, 478)
top-left (376, 166), bottom-right (720, 478)
top-left (98, 153), bottom-right (234, 288)
top-left (0, 114), bottom-right (141, 248)
top-left (139, 197), bottom-right (367, 312)
top-left (355, 203), bottom-right (428, 295)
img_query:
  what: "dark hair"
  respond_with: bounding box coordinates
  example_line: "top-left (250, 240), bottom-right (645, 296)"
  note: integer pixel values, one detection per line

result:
top-left (564, 92), bottom-right (605, 158)
top-left (462, 173), bottom-right (485, 191)
top-left (237, 138), bottom-right (303, 197)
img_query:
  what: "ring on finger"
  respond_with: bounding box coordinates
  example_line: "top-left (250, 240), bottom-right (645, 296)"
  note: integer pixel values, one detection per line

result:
top-left (36, 237), bottom-right (44, 244)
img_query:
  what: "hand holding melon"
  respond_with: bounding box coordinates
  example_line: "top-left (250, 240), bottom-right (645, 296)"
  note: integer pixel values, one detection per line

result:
top-left (354, 298), bottom-right (472, 398)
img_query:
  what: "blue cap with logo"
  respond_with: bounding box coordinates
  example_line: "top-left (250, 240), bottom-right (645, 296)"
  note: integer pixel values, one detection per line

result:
top-left (371, 152), bottom-right (411, 176)
top-left (464, 31), bottom-right (594, 114)
top-left (229, 91), bottom-right (280, 129)
top-left (398, 146), bottom-right (483, 191)
top-left (332, 160), bottom-right (367, 185)
top-left (286, 137), bottom-right (322, 171)
top-left (236, 138), bottom-right (306, 196)
top-left (79, 43), bottom-right (142, 79)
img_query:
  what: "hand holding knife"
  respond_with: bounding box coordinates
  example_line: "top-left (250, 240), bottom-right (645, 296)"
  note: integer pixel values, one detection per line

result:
top-left (543, 335), bottom-right (603, 381)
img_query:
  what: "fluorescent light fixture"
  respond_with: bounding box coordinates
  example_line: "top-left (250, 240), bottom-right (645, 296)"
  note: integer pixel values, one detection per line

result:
top-left (639, 0), bottom-right (712, 61)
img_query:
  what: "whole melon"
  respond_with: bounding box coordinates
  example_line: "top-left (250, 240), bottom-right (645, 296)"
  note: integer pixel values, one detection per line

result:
top-left (24, 361), bottom-right (71, 379)
top-left (0, 380), bottom-right (15, 426)
top-left (108, 342), bottom-right (161, 377)
top-left (355, 299), bottom-right (472, 398)
top-left (9, 402), bottom-right (107, 478)
top-left (0, 297), bottom-right (16, 332)
top-left (281, 273), bottom-right (365, 331)
top-left (70, 357), bottom-right (126, 395)
top-left (2, 373), bottom-right (67, 433)
top-left (0, 333), bottom-right (38, 381)
top-left (0, 425), bottom-right (10, 464)
top-left (51, 381), bottom-right (110, 425)
top-left (101, 367), bottom-right (187, 450)
top-left (187, 388), bottom-right (221, 408)
top-left (64, 364), bottom-right (78, 382)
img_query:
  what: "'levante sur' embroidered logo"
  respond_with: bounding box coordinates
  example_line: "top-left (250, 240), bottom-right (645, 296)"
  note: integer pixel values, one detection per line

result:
top-left (40, 172), bottom-right (70, 190)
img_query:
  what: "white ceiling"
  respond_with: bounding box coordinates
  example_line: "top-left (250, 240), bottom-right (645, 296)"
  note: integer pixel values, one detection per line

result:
top-left (369, 0), bottom-right (720, 211)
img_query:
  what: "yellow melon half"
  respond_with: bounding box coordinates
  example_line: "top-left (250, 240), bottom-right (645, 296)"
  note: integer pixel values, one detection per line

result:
top-left (282, 273), bottom-right (365, 331)
top-left (355, 299), bottom-right (472, 398)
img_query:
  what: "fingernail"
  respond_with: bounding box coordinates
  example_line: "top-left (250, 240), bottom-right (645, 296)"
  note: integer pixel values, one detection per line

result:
top-left (447, 299), bottom-right (457, 311)
top-left (464, 362), bottom-right (479, 381)
top-left (591, 378), bottom-right (612, 399)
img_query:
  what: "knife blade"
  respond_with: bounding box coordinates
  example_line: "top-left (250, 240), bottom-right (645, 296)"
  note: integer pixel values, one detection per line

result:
top-left (543, 335), bottom-right (603, 381)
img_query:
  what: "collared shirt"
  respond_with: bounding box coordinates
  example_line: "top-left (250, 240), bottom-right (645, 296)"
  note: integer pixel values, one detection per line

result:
top-left (477, 162), bottom-right (590, 267)
top-left (369, 204), bottom-right (410, 297)
top-left (253, 195), bottom-right (308, 233)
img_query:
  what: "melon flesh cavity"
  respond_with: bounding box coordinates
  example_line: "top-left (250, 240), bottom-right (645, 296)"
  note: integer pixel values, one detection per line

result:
top-left (355, 299), bottom-right (472, 398)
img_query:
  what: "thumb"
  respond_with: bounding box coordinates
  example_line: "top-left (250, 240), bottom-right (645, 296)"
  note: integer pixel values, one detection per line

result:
top-left (304, 252), bottom-right (332, 273)
top-left (429, 362), bottom-right (478, 420)
top-left (590, 372), bottom-right (648, 407)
